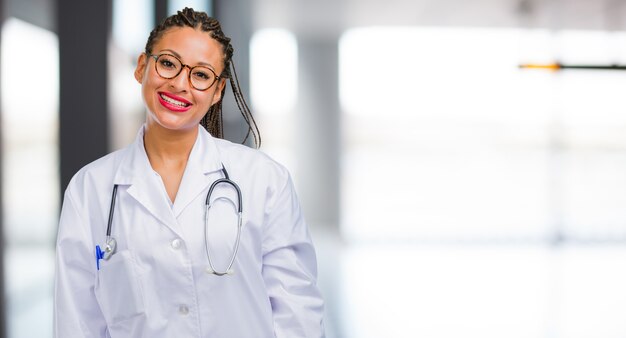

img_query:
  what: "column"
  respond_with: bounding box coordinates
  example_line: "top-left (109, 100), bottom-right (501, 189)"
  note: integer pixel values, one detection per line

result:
top-left (213, 0), bottom-right (253, 144)
top-left (296, 35), bottom-right (341, 231)
top-left (58, 0), bottom-right (111, 191)
top-left (154, 0), bottom-right (167, 24)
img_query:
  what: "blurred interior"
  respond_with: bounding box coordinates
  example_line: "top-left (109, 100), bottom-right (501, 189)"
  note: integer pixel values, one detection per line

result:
top-left (4, 0), bottom-right (626, 337)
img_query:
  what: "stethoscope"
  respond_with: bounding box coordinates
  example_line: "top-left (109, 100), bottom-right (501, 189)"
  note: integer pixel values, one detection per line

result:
top-left (96, 165), bottom-right (243, 276)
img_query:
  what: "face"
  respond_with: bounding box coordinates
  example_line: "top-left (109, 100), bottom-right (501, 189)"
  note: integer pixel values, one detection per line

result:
top-left (134, 26), bottom-right (227, 134)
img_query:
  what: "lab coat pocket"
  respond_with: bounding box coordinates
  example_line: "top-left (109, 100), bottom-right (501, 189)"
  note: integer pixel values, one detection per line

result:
top-left (94, 250), bottom-right (146, 326)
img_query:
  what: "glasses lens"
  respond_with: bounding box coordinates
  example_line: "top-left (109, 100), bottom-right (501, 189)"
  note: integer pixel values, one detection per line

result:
top-left (154, 54), bottom-right (218, 90)
top-left (155, 54), bottom-right (181, 79)
top-left (189, 66), bottom-right (216, 91)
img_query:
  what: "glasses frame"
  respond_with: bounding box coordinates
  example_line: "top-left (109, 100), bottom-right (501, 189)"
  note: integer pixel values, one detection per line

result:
top-left (148, 53), bottom-right (221, 91)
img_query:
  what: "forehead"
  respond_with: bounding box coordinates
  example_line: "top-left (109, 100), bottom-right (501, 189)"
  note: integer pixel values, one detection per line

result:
top-left (153, 26), bottom-right (224, 66)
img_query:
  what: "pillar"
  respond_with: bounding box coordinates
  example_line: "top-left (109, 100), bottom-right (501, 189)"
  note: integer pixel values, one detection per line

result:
top-left (213, 0), bottom-right (253, 145)
top-left (296, 35), bottom-right (341, 230)
top-left (58, 0), bottom-right (111, 191)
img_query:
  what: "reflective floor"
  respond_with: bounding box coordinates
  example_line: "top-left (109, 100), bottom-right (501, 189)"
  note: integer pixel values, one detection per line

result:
top-left (6, 246), bottom-right (54, 338)
top-left (315, 229), bottom-right (626, 338)
top-left (7, 238), bottom-right (626, 338)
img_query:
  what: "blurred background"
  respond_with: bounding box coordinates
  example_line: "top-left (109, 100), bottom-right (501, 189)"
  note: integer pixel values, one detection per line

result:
top-left (3, 0), bottom-right (626, 337)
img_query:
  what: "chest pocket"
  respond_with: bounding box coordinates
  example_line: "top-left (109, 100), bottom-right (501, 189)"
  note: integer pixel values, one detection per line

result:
top-left (94, 250), bottom-right (146, 326)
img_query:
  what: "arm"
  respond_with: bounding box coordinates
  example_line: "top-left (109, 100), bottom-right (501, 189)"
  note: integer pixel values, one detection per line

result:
top-left (54, 190), bottom-right (108, 338)
top-left (261, 174), bottom-right (325, 338)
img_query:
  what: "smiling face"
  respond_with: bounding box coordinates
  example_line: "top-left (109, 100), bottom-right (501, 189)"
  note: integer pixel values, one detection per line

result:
top-left (134, 26), bottom-right (226, 135)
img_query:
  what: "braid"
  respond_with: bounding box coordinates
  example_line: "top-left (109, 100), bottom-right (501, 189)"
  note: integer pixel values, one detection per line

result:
top-left (229, 60), bottom-right (260, 146)
top-left (144, 7), bottom-right (261, 148)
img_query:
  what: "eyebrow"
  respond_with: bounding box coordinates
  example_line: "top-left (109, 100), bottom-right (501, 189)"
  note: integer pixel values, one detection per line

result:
top-left (158, 49), bottom-right (216, 70)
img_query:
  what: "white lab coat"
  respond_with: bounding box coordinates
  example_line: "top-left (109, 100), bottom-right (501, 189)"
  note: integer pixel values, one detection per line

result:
top-left (54, 125), bottom-right (325, 338)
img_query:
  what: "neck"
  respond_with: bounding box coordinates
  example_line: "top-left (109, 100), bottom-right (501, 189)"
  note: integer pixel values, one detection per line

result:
top-left (143, 123), bottom-right (198, 165)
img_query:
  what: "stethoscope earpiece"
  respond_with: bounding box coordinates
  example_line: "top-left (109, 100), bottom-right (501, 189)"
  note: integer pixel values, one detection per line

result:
top-left (205, 267), bottom-right (235, 276)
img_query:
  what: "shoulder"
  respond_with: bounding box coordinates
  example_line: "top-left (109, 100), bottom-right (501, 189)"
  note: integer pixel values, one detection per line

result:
top-left (214, 138), bottom-right (290, 184)
top-left (65, 146), bottom-right (129, 198)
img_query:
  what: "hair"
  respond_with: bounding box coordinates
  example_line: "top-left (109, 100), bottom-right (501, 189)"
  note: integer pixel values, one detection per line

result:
top-left (144, 7), bottom-right (261, 148)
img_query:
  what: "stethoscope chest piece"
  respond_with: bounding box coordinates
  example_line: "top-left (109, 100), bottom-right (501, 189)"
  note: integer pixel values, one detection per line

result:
top-left (96, 237), bottom-right (117, 270)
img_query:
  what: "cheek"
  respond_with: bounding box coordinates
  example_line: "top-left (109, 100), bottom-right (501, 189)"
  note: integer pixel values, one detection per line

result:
top-left (197, 89), bottom-right (220, 107)
top-left (143, 72), bottom-right (161, 88)
top-left (141, 80), bottom-right (155, 103)
top-left (141, 75), bottom-right (165, 98)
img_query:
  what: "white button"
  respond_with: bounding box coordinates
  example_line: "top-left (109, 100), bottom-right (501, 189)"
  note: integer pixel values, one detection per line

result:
top-left (179, 305), bottom-right (189, 315)
top-left (170, 239), bottom-right (182, 249)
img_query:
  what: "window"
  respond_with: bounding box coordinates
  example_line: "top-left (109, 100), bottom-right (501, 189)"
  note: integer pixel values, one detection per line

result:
top-left (1, 17), bottom-right (59, 337)
top-left (339, 27), bottom-right (626, 243)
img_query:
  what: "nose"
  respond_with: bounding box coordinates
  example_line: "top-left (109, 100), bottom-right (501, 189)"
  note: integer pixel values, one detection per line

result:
top-left (169, 66), bottom-right (192, 90)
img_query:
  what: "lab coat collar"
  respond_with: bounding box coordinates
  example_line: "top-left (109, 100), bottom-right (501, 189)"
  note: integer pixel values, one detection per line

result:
top-left (171, 126), bottom-right (224, 217)
top-left (113, 125), bottom-right (224, 232)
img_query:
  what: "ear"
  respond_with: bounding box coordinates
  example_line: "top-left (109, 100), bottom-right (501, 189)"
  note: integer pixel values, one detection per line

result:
top-left (210, 78), bottom-right (227, 106)
top-left (134, 54), bottom-right (147, 84)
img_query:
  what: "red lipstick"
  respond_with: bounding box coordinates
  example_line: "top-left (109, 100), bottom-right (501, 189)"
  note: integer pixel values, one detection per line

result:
top-left (158, 92), bottom-right (192, 112)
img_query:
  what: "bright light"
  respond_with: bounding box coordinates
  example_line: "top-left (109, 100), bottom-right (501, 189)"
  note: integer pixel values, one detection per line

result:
top-left (339, 27), bottom-right (626, 242)
top-left (113, 0), bottom-right (153, 56)
top-left (1, 17), bottom-right (60, 338)
top-left (169, 0), bottom-right (212, 16)
top-left (250, 28), bottom-right (298, 116)
top-left (2, 18), bottom-right (58, 137)
top-left (1, 17), bottom-right (59, 243)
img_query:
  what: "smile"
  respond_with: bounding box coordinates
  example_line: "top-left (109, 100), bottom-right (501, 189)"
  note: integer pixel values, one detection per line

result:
top-left (158, 92), bottom-right (192, 112)
top-left (160, 93), bottom-right (190, 107)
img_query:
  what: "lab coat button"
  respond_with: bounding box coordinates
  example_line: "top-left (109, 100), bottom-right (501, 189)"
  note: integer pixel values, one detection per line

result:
top-left (179, 305), bottom-right (189, 315)
top-left (171, 239), bottom-right (182, 249)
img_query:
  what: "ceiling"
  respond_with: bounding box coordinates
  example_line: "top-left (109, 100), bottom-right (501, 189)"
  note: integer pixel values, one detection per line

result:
top-left (253, 0), bottom-right (626, 37)
top-left (6, 0), bottom-right (626, 40)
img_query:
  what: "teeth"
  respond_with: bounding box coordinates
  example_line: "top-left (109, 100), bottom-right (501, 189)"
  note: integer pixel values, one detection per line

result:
top-left (160, 94), bottom-right (189, 107)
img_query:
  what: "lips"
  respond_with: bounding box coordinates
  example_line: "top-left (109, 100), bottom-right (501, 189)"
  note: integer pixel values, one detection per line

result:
top-left (158, 92), bottom-right (192, 112)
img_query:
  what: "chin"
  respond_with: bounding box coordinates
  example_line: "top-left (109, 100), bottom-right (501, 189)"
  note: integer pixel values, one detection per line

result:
top-left (148, 113), bottom-right (197, 132)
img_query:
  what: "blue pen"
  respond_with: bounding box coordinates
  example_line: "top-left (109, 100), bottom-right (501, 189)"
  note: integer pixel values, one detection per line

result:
top-left (95, 245), bottom-right (104, 270)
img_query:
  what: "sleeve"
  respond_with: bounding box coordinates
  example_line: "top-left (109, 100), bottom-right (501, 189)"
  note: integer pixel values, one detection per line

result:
top-left (261, 173), bottom-right (326, 338)
top-left (54, 189), bottom-right (108, 338)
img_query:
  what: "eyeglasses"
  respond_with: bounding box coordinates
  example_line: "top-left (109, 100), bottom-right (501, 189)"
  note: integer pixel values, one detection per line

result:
top-left (148, 53), bottom-right (220, 91)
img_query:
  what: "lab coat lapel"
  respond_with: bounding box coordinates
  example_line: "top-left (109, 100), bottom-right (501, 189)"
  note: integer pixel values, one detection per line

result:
top-left (172, 126), bottom-right (223, 218)
top-left (113, 127), bottom-right (180, 234)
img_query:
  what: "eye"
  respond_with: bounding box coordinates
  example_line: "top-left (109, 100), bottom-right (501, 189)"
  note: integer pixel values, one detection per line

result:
top-left (192, 68), bottom-right (214, 81)
top-left (160, 59), bottom-right (176, 69)
top-left (193, 71), bottom-right (209, 80)
top-left (157, 55), bottom-right (179, 69)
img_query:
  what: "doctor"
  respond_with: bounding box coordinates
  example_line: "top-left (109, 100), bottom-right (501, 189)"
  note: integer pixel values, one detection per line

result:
top-left (54, 7), bottom-right (325, 338)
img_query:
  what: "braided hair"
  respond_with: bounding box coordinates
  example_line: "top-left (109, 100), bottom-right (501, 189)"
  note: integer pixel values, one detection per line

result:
top-left (144, 7), bottom-right (261, 148)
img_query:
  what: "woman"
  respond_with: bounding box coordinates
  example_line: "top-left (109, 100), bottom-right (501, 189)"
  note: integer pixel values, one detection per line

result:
top-left (54, 8), bottom-right (325, 338)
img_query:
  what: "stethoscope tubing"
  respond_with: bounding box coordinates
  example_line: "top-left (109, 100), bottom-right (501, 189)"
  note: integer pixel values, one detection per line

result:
top-left (204, 166), bottom-right (243, 275)
top-left (205, 178), bottom-right (243, 213)
top-left (98, 165), bottom-right (243, 275)
top-left (106, 185), bottom-right (119, 238)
